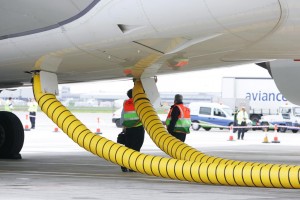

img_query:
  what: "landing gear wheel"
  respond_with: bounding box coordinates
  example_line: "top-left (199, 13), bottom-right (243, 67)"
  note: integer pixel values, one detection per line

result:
top-left (0, 111), bottom-right (24, 159)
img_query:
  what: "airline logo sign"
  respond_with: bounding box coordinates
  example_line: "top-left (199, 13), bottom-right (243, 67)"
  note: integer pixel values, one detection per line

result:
top-left (235, 79), bottom-right (288, 108)
top-left (245, 91), bottom-right (287, 102)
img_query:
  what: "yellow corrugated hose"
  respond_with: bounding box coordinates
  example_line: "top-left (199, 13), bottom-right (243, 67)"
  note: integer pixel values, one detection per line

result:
top-left (33, 74), bottom-right (300, 188)
top-left (132, 80), bottom-right (300, 188)
top-left (132, 80), bottom-right (255, 165)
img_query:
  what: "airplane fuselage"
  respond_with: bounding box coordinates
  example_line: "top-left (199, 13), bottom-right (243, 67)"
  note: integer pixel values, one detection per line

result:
top-left (0, 0), bottom-right (299, 87)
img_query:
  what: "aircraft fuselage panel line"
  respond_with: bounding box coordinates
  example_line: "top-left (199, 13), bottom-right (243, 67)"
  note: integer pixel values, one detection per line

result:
top-left (0, 0), bottom-right (101, 40)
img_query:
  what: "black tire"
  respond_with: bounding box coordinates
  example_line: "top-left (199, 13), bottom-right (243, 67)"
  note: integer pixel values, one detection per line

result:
top-left (250, 115), bottom-right (260, 131)
top-left (203, 127), bottom-right (211, 131)
top-left (191, 121), bottom-right (201, 131)
top-left (115, 119), bottom-right (122, 128)
top-left (292, 130), bottom-right (298, 133)
top-left (278, 125), bottom-right (287, 133)
top-left (0, 111), bottom-right (24, 159)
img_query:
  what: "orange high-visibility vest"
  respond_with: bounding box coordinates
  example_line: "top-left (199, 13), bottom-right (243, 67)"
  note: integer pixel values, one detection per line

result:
top-left (122, 98), bottom-right (142, 128)
top-left (166, 104), bottom-right (191, 133)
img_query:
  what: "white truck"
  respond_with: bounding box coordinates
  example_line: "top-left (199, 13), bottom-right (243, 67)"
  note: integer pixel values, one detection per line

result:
top-left (221, 77), bottom-right (291, 125)
top-left (259, 105), bottom-right (300, 133)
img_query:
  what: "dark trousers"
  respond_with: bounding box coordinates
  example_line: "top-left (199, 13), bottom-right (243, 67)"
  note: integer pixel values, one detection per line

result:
top-left (238, 122), bottom-right (246, 139)
top-left (121, 126), bottom-right (145, 172)
top-left (124, 126), bottom-right (145, 152)
top-left (29, 112), bottom-right (36, 129)
top-left (171, 132), bottom-right (186, 142)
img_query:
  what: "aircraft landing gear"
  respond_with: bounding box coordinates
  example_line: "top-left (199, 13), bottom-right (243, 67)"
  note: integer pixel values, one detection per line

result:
top-left (0, 111), bottom-right (24, 159)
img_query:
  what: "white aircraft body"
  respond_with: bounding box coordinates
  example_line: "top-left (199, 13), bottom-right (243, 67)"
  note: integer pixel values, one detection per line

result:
top-left (1, 0), bottom-right (300, 170)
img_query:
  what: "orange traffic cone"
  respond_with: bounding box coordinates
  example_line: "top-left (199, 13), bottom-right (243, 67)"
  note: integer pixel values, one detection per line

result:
top-left (24, 114), bottom-right (31, 131)
top-left (228, 125), bottom-right (234, 141)
top-left (272, 124), bottom-right (280, 143)
top-left (95, 117), bottom-right (102, 134)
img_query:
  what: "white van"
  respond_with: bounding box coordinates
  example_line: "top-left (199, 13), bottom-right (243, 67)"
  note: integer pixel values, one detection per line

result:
top-left (189, 102), bottom-right (234, 131)
top-left (112, 108), bottom-right (123, 128)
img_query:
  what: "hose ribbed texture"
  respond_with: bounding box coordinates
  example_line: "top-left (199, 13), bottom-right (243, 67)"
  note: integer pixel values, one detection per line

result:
top-left (133, 81), bottom-right (254, 165)
top-left (132, 80), bottom-right (300, 188)
top-left (33, 74), bottom-right (300, 188)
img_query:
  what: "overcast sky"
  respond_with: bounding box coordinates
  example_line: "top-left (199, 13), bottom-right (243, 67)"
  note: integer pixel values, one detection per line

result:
top-left (68, 64), bottom-right (271, 94)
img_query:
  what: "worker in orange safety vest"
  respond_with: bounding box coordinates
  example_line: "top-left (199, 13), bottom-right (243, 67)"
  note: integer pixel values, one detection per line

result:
top-left (120, 89), bottom-right (145, 172)
top-left (166, 94), bottom-right (191, 142)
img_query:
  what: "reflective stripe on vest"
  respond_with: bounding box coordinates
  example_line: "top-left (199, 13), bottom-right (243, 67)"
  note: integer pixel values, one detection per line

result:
top-left (122, 98), bottom-right (142, 128)
top-left (166, 104), bottom-right (191, 133)
top-left (28, 102), bottom-right (38, 112)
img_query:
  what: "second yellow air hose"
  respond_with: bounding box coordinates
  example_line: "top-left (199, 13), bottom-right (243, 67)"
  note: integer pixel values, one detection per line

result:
top-left (33, 74), bottom-right (300, 188)
top-left (132, 81), bottom-right (256, 165)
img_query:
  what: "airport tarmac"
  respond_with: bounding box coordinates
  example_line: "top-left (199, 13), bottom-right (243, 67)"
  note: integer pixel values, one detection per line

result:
top-left (1, 111), bottom-right (300, 199)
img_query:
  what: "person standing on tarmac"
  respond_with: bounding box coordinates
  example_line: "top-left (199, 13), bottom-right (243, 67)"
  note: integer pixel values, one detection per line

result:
top-left (233, 107), bottom-right (239, 133)
top-left (120, 89), bottom-right (145, 172)
top-left (27, 98), bottom-right (38, 129)
top-left (4, 97), bottom-right (13, 112)
top-left (166, 94), bottom-right (191, 142)
top-left (236, 106), bottom-right (249, 140)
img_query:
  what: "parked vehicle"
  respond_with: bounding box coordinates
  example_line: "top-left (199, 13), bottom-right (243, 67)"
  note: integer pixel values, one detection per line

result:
top-left (112, 108), bottom-right (123, 128)
top-left (190, 102), bottom-right (234, 131)
top-left (259, 105), bottom-right (300, 133)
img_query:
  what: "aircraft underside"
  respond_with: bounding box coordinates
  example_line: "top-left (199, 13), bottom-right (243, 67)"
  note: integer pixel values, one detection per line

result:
top-left (1, 71), bottom-right (300, 189)
top-left (2, 0), bottom-right (300, 188)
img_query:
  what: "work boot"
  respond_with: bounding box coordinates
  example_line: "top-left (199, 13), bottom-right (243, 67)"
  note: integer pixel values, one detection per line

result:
top-left (121, 167), bottom-right (128, 172)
